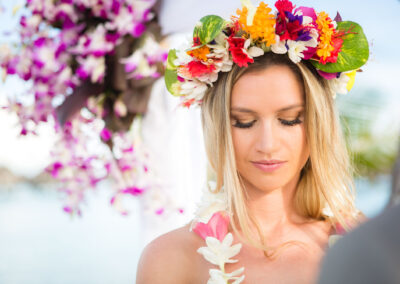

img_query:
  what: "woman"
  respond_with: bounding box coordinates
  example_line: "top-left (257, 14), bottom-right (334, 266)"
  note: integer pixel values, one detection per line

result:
top-left (137, 0), bottom-right (369, 283)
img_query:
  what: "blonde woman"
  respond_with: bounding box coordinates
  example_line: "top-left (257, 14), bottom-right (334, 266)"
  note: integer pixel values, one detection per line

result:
top-left (136, 0), bottom-right (369, 283)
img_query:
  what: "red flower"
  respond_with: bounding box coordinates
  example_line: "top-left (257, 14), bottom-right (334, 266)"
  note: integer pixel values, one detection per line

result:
top-left (275, 0), bottom-right (295, 13)
top-left (227, 36), bottom-right (253, 67)
top-left (275, 0), bottom-right (299, 41)
top-left (193, 36), bottom-right (202, 46)
top-left (187, 60), bottom-right (216, 77)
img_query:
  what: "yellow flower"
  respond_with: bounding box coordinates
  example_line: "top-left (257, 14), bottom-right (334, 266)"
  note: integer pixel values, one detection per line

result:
top-left (236, 2), bottom-right (276, 46)
top-left (187, 45), bottom-right (211, 62)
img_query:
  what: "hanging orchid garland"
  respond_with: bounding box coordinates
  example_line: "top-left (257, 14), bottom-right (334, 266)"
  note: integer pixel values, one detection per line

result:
top-left (0, 0), bottom-right (172, 216)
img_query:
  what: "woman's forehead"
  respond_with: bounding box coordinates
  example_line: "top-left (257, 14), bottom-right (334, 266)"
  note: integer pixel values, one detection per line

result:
top-left (231, 65), bottom-right (304, 113)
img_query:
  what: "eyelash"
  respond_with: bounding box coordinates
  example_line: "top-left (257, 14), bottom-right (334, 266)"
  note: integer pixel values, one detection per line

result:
top-left (232, 117), bottom-right (303, 128)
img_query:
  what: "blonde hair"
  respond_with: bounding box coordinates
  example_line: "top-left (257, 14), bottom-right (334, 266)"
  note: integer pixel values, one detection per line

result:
top-left (201, 53), bottom-right (359, 256)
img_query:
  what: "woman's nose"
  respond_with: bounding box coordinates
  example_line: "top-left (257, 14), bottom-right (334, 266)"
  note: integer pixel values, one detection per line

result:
top-left (255, 120), bottom-right (280, 155)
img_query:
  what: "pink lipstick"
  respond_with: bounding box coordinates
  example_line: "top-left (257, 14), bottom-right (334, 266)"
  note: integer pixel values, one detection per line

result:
top-left (251, 160), bottom-right (286, 173)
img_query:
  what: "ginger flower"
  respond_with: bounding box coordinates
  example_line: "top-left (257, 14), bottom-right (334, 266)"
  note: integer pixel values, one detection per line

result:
top-left (236, 2), bottom-right (276, 46)
top-left (316, 11), bottom-right (343, 64)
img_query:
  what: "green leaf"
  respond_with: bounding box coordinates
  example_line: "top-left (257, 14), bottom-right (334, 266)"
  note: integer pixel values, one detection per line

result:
top-left (166, 49), bottom-right (178, 70)
top-left (165, 69), bottom-right (181, 96)
top-left (193, 15), bottom-right (226, 44)
top-left (164, 49), bottom-right (181, 96)
top-left (311, 21), bottom-right (369, 73)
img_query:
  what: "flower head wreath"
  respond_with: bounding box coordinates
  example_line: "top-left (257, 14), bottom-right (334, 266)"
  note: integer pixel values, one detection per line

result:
top-left (165, 0), bottom-right (369, 107)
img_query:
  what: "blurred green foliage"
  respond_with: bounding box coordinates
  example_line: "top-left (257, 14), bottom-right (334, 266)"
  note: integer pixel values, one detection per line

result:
top-left (338, 88), bottom-right (399, 179)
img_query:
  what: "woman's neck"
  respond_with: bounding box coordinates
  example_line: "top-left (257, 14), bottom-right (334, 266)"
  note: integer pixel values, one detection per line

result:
top-left (243, 173), bottom-right (306, 236)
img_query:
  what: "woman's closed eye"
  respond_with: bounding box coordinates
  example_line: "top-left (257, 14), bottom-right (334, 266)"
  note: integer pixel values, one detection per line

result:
top-left (278, 117), bottom-right (303, 126)
top-left (232, 117), bottom-right (303, 129)
top-left (232, 119), bottom-right (256, 129)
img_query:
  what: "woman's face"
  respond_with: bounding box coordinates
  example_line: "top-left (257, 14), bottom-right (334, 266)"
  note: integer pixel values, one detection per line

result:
top-left (231, 65), bottom-right (309, 194)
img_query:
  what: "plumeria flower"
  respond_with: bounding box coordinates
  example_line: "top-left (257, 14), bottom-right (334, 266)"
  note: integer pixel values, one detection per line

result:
top-left (197, 233), bottom-right (242, 268)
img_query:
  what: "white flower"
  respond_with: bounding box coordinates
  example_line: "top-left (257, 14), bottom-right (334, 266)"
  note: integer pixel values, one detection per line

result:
top-left (331, 72), bottom-right (351, 95)
top-left (197, 72), bottom-right (218, 84)
top-left (208, 267), bottom-right (245, 284)
top-left (303, 28), bottom-right (319, 48)
top-left (192, 182), bottom-right (228, 226)
top-left (174, 48), bottom-right (193, 66)
top-left (271, 35), bottom-right (288, 54)
top-left (287, 40), bottom-right (308, 63)
top-left (197, 233), bottom-right (242, 268)
top-left (302, 15), bottom-right (313, 25)
top-left (207, 33), bottom-right (233, 72)
top-left (179, 80), bottom-right (208, 101)
top-left (55, 3), bottom-right (79, 23)
top-left (77, 55), bottom-right (105, 83)
top-left (248, 46), bottom-right (264, 57)
top-left (72, 25), bottom-right (114, 56)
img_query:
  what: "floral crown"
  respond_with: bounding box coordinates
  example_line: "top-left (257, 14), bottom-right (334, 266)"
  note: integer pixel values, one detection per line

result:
top-left (165, 0), bottom-right (369, 107)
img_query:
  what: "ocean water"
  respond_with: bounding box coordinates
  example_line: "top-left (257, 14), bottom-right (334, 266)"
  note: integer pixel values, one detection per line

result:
top-left (0, 176), bottom-right (392, 284)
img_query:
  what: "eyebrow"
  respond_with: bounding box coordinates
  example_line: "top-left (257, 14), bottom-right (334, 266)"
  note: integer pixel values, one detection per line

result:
top-left (231, 104), bottom-right (304, 114)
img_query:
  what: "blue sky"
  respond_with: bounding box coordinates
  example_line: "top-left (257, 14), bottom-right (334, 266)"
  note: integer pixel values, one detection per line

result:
top-left (0, 0), bottom-right (399, 176)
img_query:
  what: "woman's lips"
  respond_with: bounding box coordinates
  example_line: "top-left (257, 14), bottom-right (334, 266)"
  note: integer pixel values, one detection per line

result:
top-left (251, 160), bottom-right (287, 172)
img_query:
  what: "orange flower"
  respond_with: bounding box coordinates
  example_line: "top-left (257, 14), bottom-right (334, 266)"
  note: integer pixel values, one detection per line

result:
top-left (316, 11), bottom-right (342, 63)
top-left (236, 2), bottom-right (276, 46)
top-left (187, 45), bottom-right (211, 62)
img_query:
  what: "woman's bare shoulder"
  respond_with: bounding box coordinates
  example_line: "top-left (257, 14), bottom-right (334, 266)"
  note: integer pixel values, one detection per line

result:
top-left (136, 223), bottom-right (203, 284)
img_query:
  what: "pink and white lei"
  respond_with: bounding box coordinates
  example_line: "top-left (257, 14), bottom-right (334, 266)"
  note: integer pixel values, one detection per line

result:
top-left (190, 185), bottom-right (346, 283)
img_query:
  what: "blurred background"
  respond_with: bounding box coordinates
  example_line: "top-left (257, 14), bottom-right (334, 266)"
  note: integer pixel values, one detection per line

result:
top-left (0, 0), bottom-right (399, 283)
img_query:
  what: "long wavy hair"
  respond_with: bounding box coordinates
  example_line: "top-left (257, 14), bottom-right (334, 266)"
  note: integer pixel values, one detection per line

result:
top-left (201, 52), bottom-right (359, 255)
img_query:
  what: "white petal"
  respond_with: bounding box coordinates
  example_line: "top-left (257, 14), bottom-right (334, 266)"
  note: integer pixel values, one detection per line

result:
top-left (303, 16), bottom-right (313, 25)
top-left (206, 236), bottom-right (221, 248)
top-left (225, 243), bottom-right (242, 259)
top-left (271, 35), bottom-right (287, 54)
top-left (241, 0), bottom-right (257, 25)
top-left (248, 46), bottom-right (264, 57)
top-left (222, 233), bottom-right (233, 246)
top-left (244, 38), bottom-right (251, 50)
top-left (229, 267), bottom-right (245, 277)
top-left (197, 247), bottom-right (219, 265)
top-left (232, 275), bottom-right (245, 284)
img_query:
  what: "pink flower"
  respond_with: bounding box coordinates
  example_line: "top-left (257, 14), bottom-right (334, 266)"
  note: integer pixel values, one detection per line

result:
top-left (193, 211), bottom-right (230, 242)
top-left (318, 70), bottom-right (340, 80)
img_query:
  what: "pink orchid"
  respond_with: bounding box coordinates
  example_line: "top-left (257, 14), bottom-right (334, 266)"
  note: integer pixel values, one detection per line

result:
top-left (193, 211), bottom-right (230, 242)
